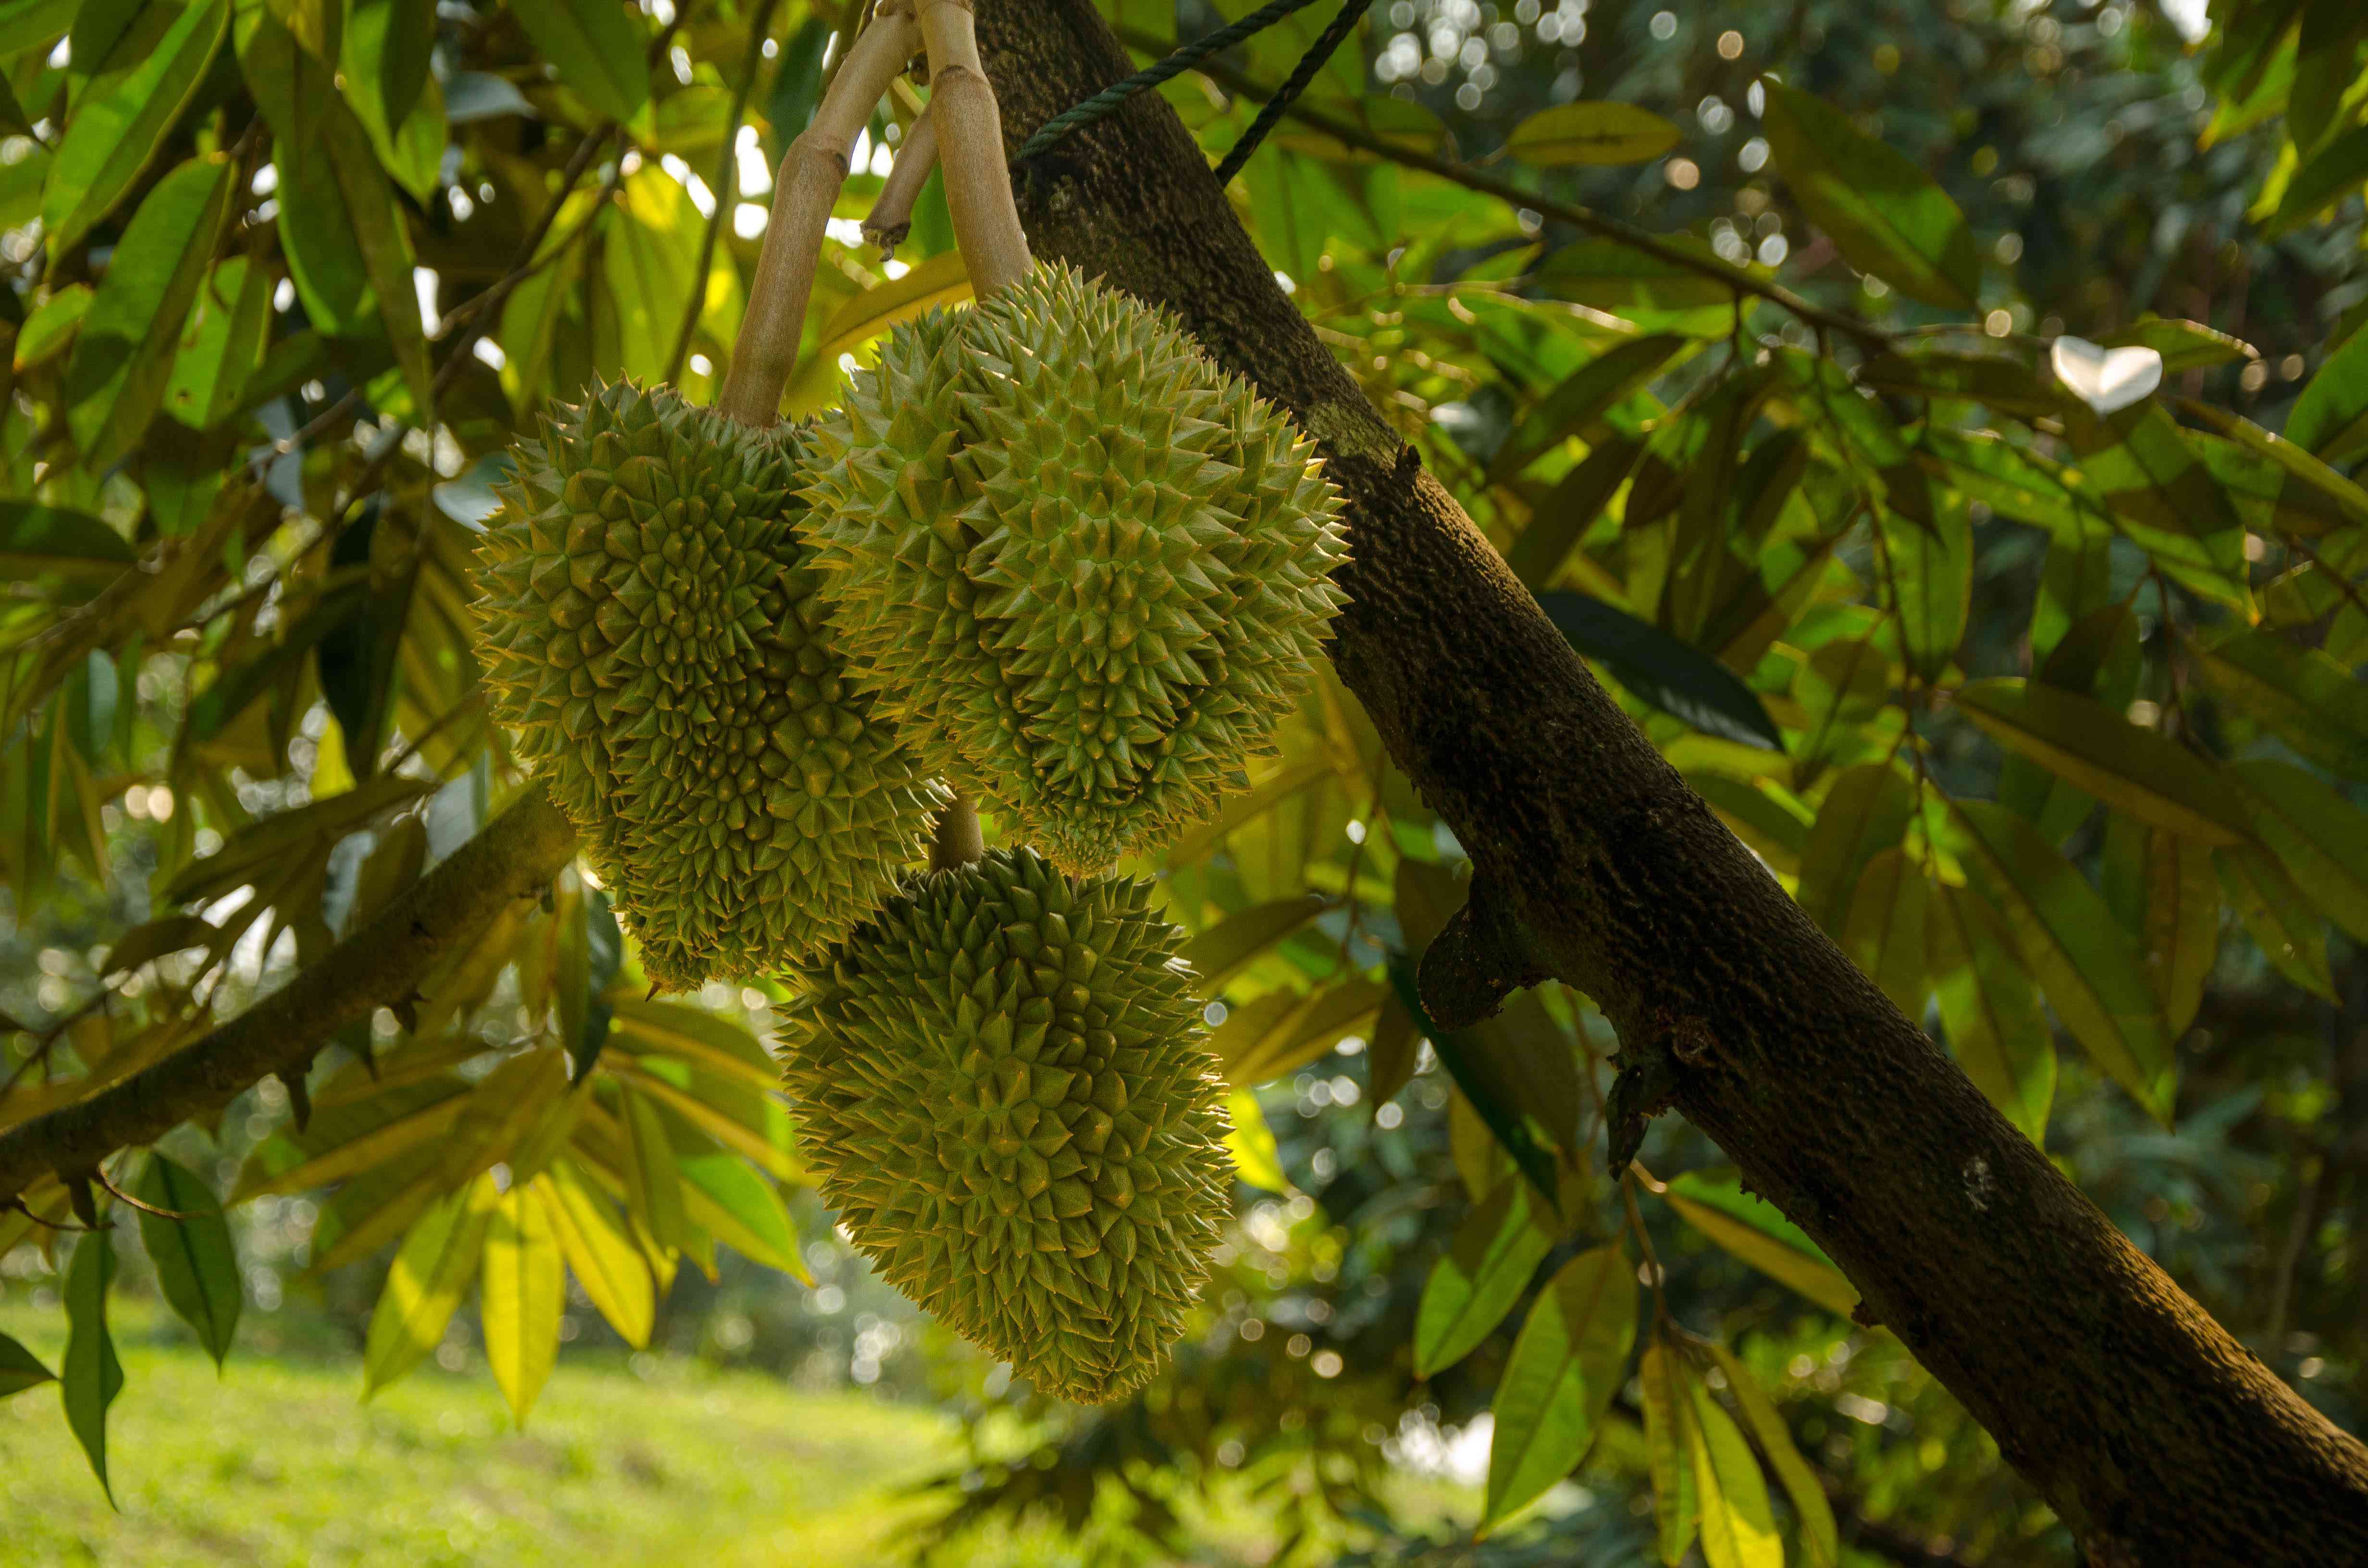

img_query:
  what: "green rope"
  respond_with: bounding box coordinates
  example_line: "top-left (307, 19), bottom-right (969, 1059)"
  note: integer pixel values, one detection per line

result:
top-left (1211, 0), bottom-right (1373, 185)
top-left (1013, 0), bottom-right (1332, 167)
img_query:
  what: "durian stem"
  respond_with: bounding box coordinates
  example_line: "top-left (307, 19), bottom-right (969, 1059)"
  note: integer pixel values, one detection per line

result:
top-left (913, 0), bottom-right (1034, 297)
top-left (861, 104), bottom-right (938, 257)
top-left (716, 4), bottom-right (921, 426)
top-left (928, 794), bottom-right (985, 871)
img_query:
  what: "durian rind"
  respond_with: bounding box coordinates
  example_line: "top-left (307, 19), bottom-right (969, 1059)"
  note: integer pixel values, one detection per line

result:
top-left (472, 378), bottom-right (949, 989)
top-left (778, 846), bottom-right (1233, 1404)
top-left (800, 264), bottom-right (1350, 872)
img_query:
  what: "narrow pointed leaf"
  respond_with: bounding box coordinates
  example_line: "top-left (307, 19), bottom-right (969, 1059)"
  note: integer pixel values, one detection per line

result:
top-left (1640, 1342), bottom-right (1700, 1567)
top-left (62, 1229), bottom-right (124, 1505)
top-left (1413, 1178), bottom-right (1558, 1377)
top-left (1949, 801), bottom-right (2174, 1119)
top-left (481, 1181), bottom-right (565, 1427)
top-left (1689, 1381), bottom-right (1783, 1568)
top-left (1483, 1241), bottom-right (1637, 1533)
top-left (1664, 1168), bottom-right (1859, 1317)
top-left (1840, 846), bottom-right (1930, 1019)
top-left (1927, 884), bottom-right (2055, 1140)
top-left (135, 1154), bottom-right (242, 1366)
top-left (0, 1331), bottom-right (55, 1398)
top-left (1706, 1344), bottom-right (1839, 1568)
top-left (362, 1173), bottom-right (500, 1396)
top-left (1537, 590), bottom-right (1784, 749)
top-left (2229, 759), bottom-right (2368, 943)
top-left (539, 1161), bottom-right (655, 1348)
top-left (1757, 78), bottom-right (1978, 308)
top-left (1954, 679), bottom-right (2253, 845)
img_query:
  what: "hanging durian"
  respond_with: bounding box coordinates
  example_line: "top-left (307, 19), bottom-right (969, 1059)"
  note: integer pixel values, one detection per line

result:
top-left (800, 262), bottom-right (1350, 873)
top-left (472, 379), bottom-right (949, 989)
top-left (777, 846), bottom-right (1233, 1403)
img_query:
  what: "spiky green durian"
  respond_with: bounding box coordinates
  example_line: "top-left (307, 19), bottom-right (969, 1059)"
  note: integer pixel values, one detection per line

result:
top-left (800, 263), bottom-right (1349, 872)
top-left (778, 846), bottom-right (1233, 1403)
top-left (471, 378), bottom-right (949, 989)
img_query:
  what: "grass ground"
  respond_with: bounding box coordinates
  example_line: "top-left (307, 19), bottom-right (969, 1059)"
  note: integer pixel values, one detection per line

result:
top-left (0, 1299), bottom-right (1047, 1567)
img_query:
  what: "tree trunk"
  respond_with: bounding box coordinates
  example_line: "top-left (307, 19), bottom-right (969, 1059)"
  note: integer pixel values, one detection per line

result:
top-left (974, 2), bottom-right (2368, 1557)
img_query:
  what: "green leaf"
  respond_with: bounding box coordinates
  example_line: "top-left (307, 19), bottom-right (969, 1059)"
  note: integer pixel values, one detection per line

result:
top-left (1222, 1086), bottom-right (1291, 1194)
top-left (41, 0), bottom-right (229, 258)
top-left (1390, 955), bottom-right (1565, 1206)
top-left (1492, 335), bottom-right (1684, 482)
top-left (564, 886), bottom-right (621, 1080)
top-left (1537, 590), bottom-right (1784, 750)
top-left (1756, 78), bottom-right (1979, 309)
top-left (1505, 101), bottom-right (1682, 165)
top-left (0, 502), bottom-right (135, 579)
top-left (62, 155), bottom-right (234, 470)
top-left (1482, 1241), bottom-right (1636, 1535)
top-left (510, 0), bottom-right (650, 126)
top-left (2059, 401), bottom-right (2251, 612)
top-left (1663, 1168), bottom-right (1859, 1317)
top-left (1640, 1342), bottom-right (1700, 1567)
top-left (1855, 349), bottom-right (2062, 419)
top-left (1793, 763), bottom-right (1916, 938)
top-left (1215, 976), bottom-right (1386, 1085)
top-left (608, 997), bottom-right (781, 1096)
top-left (2228, 759), bottom-right (2368, 944)
top-left (1953, 678), bottom-right (2254, 845)
top-left (1882, 498), bottom-right (1972, 681)
top-left (1949, 800), bottom-right (2174, 1120)
top-left (1705, 1344), bottom-right (1839, 1568)
top-left (14, 284), bottom-right (92, 372)
top-left (62, 1228), bottom-right (123, 1505)
top-left (1840, 846), bottom-right (1930, 1019)
top-left (539, 1161), bottom-right (654, 1348)
top-left (1532, 237), bottom-right (1738, 319)
top-left (2099, 318), bottom-right (2259, 374)
top-left (2218, 845), bottom-right (2335, 1000)
top-left (1688, 1380), bottom-right (1783, 1568)
top-left (616, 1088), bottom-right (687, 1254)
top-left (1689, 772), bottom-right (1812, 875)
top-left (363, 1173), bottom-right (501, 1397)
top-left (134, 1153), bottom-right (241, 1366)
top-left (2265, 123), bottom-right (2368, 237)
top-left (600, 167), bottom-right (704, 384)
top-left (481, 1180), bottom-right (564, 1427)
top-left (676, 1153), bottom-right (806, 1280)
top-left (1503, 435), bottom-right (1644, 588)
top-left (1412, 1178), bottom-right (1558, 1377)
top-left (2192, 630), bottom-right (2368, 785)
top-left (343, 0), bottom-right (443, 197)
top-left (2174, 400), bottom-right (2368, 531)
top-left (2286, 317), bottom-right (2368, 464)
top-left (1185, 895), bottom-right (1329, 991)
top-left (163, 255), bottom-right (274, 431)
top-left (2101, 819), bottom-right (2220, 1038)
top-left (0, 1330), bottom-right (56, 1398)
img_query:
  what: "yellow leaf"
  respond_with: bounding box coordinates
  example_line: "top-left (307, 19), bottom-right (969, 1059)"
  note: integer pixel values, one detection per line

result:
top-left (481, 1181), bottom-right (564, 1427)
top-left (362, 1173), bottom-right (501, 1397)
top-left (539, 1159), bottom-right (655, 1348)
top-left (1222, 1087), bottom-right (1290, 1194)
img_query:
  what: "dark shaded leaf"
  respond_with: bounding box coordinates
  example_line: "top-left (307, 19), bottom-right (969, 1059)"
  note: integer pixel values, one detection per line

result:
top-left (1536, 591), bottom-right (1783, 749)
top-left (1757, 78), bottom-right (1979, 308)
top-left (134, 1154), bottom-right (241, 1366)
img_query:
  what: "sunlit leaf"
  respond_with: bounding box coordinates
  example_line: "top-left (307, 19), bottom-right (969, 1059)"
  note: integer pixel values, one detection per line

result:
top-left (540, 1160), bottom-right (655, 1348)
top-left (2285, 316), bottom-right (2368, 463)
top-left (1663, 1168), bottom-right (1858, 1317)
top-left (1412, 1178), bottom-right (1558, 1377)
top-left (481, 1180), bottom-right (565, 1427)
top-left (1882, 497), bottom-right (1972, 682)
top-left (363, 1173), bottom-right (501, 1396)
top-left (1688, 1378), bottom-right (1783, 1568)
top-left (1483, 1241), bottom-right (1636, 1534)
top-left (1223, 1086), bottom-right (1291, 1194)
top-left (676, 1154), bottom-right (807, 1280)
top-left (1640, 1341), bottom-right (1700, 1567)
top-left (1706, 1344), bottom-right (1839, 1568)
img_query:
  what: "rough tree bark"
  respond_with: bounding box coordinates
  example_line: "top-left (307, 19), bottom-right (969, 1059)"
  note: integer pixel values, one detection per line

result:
top-left (974, 0), bottom-right (2368, 1559)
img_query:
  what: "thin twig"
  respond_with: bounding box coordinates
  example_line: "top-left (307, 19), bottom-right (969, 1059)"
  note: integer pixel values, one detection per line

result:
top-left (1115, 28), bottom-right (1892, 353)
top-left (668, 0), bottom-right (784, 385)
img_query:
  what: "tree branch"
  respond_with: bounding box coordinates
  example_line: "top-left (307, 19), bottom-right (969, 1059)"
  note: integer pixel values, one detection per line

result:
top-left (0, 788), bottom-right (577, 1202)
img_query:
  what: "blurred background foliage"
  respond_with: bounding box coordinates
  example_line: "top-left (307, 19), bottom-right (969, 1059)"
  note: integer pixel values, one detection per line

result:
top-left (1, 0), bottom-right (2366, 1562)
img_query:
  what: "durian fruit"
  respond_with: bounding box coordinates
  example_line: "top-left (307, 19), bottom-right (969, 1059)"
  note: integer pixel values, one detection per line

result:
top-left (800, 263), bottom-right (1350, 872)
top-left (472, 378), bottom-right (950, 989)
top-left (778, 846), bottom-right (1233, 1403)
